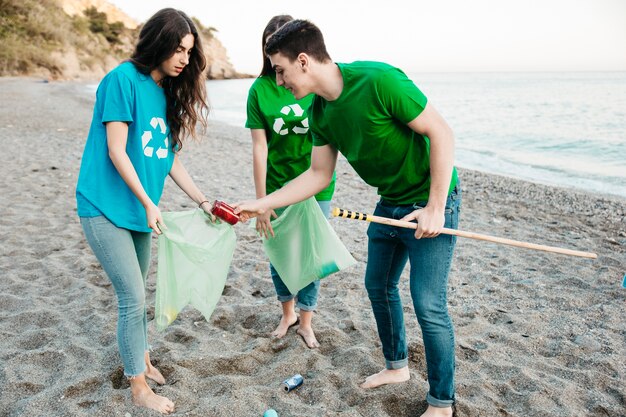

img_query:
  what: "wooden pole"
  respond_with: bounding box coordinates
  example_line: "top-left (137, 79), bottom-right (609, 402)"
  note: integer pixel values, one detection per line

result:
top-left (332, 208), bottom-right (597, 260)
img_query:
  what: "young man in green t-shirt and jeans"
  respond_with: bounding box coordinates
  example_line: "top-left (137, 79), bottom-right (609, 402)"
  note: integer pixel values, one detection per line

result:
top-left (235, 19), bottom-right (460, 417)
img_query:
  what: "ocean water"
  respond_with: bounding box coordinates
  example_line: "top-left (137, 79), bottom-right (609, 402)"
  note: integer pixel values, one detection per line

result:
top-left (206, 72), bottom-right (626, 200)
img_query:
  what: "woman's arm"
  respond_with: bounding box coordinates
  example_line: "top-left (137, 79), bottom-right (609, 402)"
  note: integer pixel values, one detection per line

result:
top-left (168, 154), bottom-right (214, 220)
top-left (251, 129), bottom-right (269, 199)
top-left (250, 129), bottom-right (277, 237)
top-left (106, 121), bottom-right (164, 233)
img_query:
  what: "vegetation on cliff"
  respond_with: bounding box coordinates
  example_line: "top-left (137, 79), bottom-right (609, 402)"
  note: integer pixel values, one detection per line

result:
top-left (0, 0), bottom-right (247, 79)
top-left (0, 0), bottom-right (130, 77)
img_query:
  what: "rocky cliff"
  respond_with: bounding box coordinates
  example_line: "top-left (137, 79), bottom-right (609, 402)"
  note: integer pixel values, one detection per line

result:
top-left (59, 0), bottom-right (138, 29)
top-left (0, 0), bottom-right (248, 80)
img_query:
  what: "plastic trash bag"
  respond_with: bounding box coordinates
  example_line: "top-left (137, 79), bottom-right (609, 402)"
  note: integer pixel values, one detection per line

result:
top-left (261, 197), bottom-right (356, 294)
top-left (155, 209), bottom-right (236, 331)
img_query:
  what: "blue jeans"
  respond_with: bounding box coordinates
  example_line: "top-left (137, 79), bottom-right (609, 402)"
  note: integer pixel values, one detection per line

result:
top-left (270, 200), bottom-right (331, 311)
top-left (364, 186), bottom-right (461, 408)
top-left (80, 215), bottom-right (151, 377)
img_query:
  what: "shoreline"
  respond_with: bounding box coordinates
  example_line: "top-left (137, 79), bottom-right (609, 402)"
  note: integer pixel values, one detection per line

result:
top-left (10, 75), bottom-right (625, 202)
top-left (0, 78), bottom-right (624, 416)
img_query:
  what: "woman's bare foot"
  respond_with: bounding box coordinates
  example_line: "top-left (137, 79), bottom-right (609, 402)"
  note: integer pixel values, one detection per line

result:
top-left (130, 374), bottom-right (174, 414)
top-left (271, 314), bottom-right (298, 338)
top-left (360, 367), bottom-right (410, 389)
top-left (296, 326), bottom-right (320, 348)
top-left (297, 310), bottom-right (319, 348)
top-left (144, 352), bottom-right (166, 385)
top-left (421, 405), bottom-right (453, 417)
top-left (271, 299), bottom-right (298, 338)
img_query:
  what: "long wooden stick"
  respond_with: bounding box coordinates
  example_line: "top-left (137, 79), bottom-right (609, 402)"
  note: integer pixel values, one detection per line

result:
top-left (332, 207), bottom-right (597, 259)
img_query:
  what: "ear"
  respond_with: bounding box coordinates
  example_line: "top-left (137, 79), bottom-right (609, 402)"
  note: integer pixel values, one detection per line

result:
top-left (297, 53), bottom-right (309, 71)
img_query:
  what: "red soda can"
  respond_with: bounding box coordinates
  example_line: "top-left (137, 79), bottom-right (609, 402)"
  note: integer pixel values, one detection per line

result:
top-left (210, 200), bottom-right (240, 225)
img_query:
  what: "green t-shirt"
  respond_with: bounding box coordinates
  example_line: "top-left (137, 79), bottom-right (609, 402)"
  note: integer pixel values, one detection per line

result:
top-left (246, 73), bottom-right (335, 201)
top-left (311, 61), bottom-right (457, 204)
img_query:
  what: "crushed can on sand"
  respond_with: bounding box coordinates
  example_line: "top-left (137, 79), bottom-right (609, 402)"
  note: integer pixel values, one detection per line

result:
top-left (281, 374), bottom-right (303, 392)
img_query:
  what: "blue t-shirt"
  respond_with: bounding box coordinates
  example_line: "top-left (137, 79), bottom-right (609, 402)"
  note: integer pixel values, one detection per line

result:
top-left (76, 62), bottom-right (175, 232)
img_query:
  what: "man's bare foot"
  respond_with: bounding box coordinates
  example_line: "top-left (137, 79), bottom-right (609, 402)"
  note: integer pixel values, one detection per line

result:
top-left (296, 326), bottom-right (320, 348)
top-left (130, 375), bottom-right (174, 414)
top-left (271, 314), bottom-right (298, 338)
top-left (144, 352), bottom-right (166, 385)
top-left (360, 367), bottom-right (410, 389)
top-left (421, 405), bottom-right (453, 417)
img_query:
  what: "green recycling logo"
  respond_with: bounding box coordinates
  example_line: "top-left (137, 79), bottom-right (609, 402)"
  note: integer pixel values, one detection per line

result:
top-left (272, 104), bottom-right (309, 136)
top-left (141, 117), bottom-right (169, 159)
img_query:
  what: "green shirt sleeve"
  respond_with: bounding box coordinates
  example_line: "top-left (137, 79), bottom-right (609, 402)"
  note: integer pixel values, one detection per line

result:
top-left (311, 130), bottom-right (328, 147)
top-left (377, 67), bottom-right (428, 124)
top-left (245, 82), bottom-right (265, 129)
top-left (311, 97), bottom-right (329, 147)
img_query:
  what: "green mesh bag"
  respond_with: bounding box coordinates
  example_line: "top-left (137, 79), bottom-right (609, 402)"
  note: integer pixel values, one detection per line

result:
top-left (155, 209), bottom-right (236, 331)
top-left (262, 197), bottom-right (356, 294)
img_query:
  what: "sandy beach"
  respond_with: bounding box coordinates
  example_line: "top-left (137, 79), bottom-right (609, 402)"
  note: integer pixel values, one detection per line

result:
top-left (0, 77), bottom-right (624, 417)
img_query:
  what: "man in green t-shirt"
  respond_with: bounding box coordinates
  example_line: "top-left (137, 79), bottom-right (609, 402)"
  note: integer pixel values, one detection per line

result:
top-left (235, 20), bottom-right (460, 417)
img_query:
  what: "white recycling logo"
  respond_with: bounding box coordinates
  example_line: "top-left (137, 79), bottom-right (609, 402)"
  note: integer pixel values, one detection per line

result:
top-left (273, 104), bottom-right (309, 136)
top-left (141, 117), bottom-right (169, 159)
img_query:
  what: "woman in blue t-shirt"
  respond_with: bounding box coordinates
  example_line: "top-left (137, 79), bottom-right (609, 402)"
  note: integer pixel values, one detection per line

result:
top-left (76, 8), bottom-right (213, 414)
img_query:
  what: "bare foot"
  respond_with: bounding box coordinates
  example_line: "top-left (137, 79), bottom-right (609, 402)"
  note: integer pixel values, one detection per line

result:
top-left (145, 362), bottom-right (166, 385)
top-left (360, 367), bottom-right (410, 389)
top-left (271, 314), bottom-right (298, 338)
top-left (130, 376), bottom-right (174, 414)
top-left (296, 326), bottom-right (320, 348)
top-left (144, 352), bottom-right (166, 385)
top-left (421, 405), bottom-right (453, 417)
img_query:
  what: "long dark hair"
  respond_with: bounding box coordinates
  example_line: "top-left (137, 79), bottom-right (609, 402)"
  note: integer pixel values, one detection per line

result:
top-left (130, 8), bottom-right (208, 152)
top-left (259, 15), bottom-right (293, 76)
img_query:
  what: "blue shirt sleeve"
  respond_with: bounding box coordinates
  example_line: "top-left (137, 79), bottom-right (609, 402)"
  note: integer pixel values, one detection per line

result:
top-left (99, 70), bottom-right (134, 124)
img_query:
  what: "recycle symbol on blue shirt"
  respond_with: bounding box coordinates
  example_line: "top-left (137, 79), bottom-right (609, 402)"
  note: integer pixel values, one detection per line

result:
top-left (273, 104), bottom-right (309, 136)
top-left (142, 116), bottom-right (169, 159)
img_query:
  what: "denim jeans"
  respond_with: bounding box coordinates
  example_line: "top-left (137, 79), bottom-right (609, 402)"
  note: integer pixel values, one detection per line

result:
top-left (80, 215), bottom-right (151, 377)
top-left (364, 186), bottom-right (461, 408)
top-left (270, 200), bottom-right (331, 311)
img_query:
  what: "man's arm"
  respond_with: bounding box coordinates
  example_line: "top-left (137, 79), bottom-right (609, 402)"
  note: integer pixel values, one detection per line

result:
top-left (234, 144), bottom-right (338, 220)
top-left (402, 102), bottom-right (455, 238)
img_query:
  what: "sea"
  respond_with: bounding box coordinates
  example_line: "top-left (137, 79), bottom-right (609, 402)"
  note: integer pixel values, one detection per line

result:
top-left (205, 71), bottom-right (626, 200)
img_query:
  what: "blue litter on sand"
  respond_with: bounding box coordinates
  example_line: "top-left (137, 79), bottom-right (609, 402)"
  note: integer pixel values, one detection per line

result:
top-left (264, 410), bottom-right (278, 417)
top-left (622, 274), bottom-right (626, 288)
top-left (282, 374), bottom-right (304, 392)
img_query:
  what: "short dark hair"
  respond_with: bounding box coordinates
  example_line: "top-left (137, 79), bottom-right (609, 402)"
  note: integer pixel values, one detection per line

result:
top-left (260, 15), bottom-right (293, 76)
top-left (264, 19), bottom-right (331, 63)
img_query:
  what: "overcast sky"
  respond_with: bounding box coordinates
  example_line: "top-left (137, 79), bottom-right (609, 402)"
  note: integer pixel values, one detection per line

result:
top-left (107, 0), bottom-right (626, 75)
